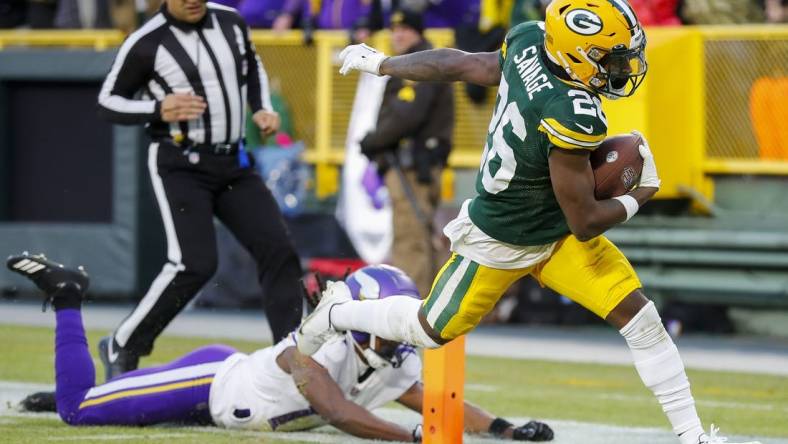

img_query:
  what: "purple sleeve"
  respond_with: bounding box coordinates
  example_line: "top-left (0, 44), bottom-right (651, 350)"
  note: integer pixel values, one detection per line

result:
top-left (238, 0), bottom-right (287, 27)
top-left (282, 0), bottom-right (305, 16)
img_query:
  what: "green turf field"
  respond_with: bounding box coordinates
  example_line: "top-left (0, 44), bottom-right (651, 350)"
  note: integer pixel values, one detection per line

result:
top-left (0, 324), bottom-right (786, 443)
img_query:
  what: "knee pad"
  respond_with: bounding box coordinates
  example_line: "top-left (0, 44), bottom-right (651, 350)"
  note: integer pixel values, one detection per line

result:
top-left (620, 301), bottom-right (668, 350)
top-left (620, 301), bottom-right (684, 388)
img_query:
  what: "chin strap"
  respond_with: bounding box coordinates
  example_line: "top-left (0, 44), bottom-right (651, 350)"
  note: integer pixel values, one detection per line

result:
top-left (352, 335), bottom-right (391, 370)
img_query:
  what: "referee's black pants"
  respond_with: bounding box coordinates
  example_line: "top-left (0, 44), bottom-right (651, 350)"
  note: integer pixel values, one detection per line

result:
top-left (114, 141), bottom-right (304, 356)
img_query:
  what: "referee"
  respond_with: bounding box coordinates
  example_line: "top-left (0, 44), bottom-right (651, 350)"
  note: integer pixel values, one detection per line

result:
top-left (96, 0), bottom-right (303, 380)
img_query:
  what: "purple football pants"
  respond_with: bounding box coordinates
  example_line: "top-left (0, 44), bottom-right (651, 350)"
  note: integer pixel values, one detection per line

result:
top-left (54, 309), bottom-right (237, 425)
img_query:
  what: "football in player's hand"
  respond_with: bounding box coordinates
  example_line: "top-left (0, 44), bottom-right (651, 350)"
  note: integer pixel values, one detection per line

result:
top-left (590, 133), bottom-right (644, 200)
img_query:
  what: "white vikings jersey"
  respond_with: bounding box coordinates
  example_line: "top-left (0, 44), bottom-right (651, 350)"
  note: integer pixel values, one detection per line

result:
top-left (209, 333), bottom-right (421, 431)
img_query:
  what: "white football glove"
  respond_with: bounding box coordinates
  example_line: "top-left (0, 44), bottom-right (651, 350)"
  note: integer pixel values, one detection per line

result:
top-left (633, 130), bottom-right (661, 189)
top-left (323, 279), bottom-right (351, 300)
top-left (339, 43), bottom-right (388, 76)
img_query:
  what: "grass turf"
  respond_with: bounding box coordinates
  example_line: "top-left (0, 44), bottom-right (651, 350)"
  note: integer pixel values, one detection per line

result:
top-left (0, 323), bottom-right (786, 443)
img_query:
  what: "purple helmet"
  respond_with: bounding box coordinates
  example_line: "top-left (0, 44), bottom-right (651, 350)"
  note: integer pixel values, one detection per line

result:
top-left (345, 264), bottom-right (420, 345)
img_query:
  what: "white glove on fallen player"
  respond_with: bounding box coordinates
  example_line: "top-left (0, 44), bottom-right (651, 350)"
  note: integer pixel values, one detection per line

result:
top-left (632, 130), bottom-right (661, 189)
top-left (339, 43), bottom-right (388, 76)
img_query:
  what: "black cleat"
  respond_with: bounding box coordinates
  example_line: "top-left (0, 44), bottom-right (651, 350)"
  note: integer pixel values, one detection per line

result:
top-left (6, 253), bottom-right (90, 311)
top-left (19, 391), bottom-right (56, 413)
top-left (98, 336), bottom-right (139, 382)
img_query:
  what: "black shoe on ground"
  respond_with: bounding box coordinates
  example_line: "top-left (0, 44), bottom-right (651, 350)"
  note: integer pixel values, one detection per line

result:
top-left (6, 253), bottom-right (89, 311)
top-left (19, 391), bottom-right (56, 413)
top-left (98, 336), bottom-right (139, 382)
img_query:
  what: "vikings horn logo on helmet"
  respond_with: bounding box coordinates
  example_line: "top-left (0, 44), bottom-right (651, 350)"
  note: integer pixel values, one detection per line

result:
top-left (352, 269), bottom-right (381, 300)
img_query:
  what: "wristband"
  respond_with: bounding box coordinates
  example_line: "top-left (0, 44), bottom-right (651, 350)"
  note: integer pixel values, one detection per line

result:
top-left (489, 417), bottom-right (514, 437)
top-left (375, 56), bottom-right (389, 75)
top-left (612, 194), bottom-right (639, 221)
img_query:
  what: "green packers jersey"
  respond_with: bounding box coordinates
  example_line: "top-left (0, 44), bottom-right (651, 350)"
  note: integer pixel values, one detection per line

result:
top-left (468, 21), bottom-right (608, 246)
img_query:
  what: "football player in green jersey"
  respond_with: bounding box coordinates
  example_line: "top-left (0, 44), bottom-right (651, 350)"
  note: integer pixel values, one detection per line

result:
top-left (297, 1), bottom-right (760, 443)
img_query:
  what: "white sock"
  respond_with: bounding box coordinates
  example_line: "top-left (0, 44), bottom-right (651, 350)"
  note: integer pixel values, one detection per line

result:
top-left (330, 297), bottom-right (440, 348)
top-left (620, 302), bottom-right (704, 443)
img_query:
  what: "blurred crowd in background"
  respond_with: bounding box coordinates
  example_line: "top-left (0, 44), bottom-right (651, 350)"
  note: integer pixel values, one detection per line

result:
top-left (0, 0), bottom-right (785, 34)
top-left (0, 0), bottom-right (784, 334)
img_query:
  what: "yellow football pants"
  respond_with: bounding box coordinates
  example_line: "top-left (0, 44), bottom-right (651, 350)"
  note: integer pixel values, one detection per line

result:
top-left (421, 235), bottom-right (642, 340)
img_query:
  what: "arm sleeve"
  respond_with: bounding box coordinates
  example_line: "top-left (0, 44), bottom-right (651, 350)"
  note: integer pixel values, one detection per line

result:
top-left (243, 25), bottom-right (273, 113)
top-left (97, 34), bottom-right (159, 125)
top-left (539, 91), bottom-right (607, 152)
top-left (361, 81), bottom-right (439, 152)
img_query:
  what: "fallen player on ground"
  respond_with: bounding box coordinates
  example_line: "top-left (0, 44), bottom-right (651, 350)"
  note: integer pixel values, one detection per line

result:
top-left (7, 253), bottom-right (553, 442)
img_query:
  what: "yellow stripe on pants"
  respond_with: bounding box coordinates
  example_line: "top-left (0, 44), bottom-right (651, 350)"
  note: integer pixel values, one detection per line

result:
top-left (79, 377), bottom-right (214, 409)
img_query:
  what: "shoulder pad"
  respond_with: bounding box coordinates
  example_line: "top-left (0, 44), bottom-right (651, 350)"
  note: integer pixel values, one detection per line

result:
top-left (539, 89), bottom-right (607, 150)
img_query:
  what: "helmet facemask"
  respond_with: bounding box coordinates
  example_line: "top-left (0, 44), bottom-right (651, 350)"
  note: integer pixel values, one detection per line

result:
top-left (351, 333), bottom-right (413, 369)
top-left (584, 39), bottom-right (648, 100)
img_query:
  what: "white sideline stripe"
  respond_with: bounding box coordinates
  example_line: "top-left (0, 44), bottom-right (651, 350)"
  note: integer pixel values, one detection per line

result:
top-left (83, 361), bottom-right (221, 399)
top-left (2, 379), bottom-right (772, 414)
top-left (0, 381), bottom-right (53, 391)
top-left (465, 383), bottom-right (499, 392)
top-left (193, 409), bottom-right (778, 444)
top-left (0, 396), bottom-right (780, 444)
top-left (598, 393), bottom-right (784, 412)
top-left (46, 433), bottom-right (195, 441)
top-left (114, 143), bottom-right (185, 347)
top-left (427, 257), bottom-right (471, 326)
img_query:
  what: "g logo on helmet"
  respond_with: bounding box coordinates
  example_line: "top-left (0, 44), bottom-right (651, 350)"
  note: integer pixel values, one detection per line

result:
top-left (565, 9), bottom-right (603, 35)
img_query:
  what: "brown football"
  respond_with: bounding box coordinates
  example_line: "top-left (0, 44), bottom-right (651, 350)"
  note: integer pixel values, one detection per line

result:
top-left (590, 133), bottom-right (644, 200)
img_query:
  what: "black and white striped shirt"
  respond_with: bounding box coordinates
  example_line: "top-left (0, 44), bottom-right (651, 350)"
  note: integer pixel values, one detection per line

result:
top-left (98, 2), bottom-right (272, 145)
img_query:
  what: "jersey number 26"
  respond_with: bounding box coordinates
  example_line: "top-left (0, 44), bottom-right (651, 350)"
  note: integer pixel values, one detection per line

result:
top-left (480, 76), bottom-right (526, 194)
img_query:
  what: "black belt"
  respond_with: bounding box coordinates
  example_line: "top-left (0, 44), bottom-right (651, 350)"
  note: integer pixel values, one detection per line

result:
top-left (158, 139), bottom-right (240, 156)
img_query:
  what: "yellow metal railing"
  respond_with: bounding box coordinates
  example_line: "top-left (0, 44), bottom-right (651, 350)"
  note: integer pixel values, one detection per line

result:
top-left (0, 30), bottom-right (124, 50)
top-left (1, 26), bottom-right (786, 199)
top-left (603, 25), bottom-right (788, 201)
